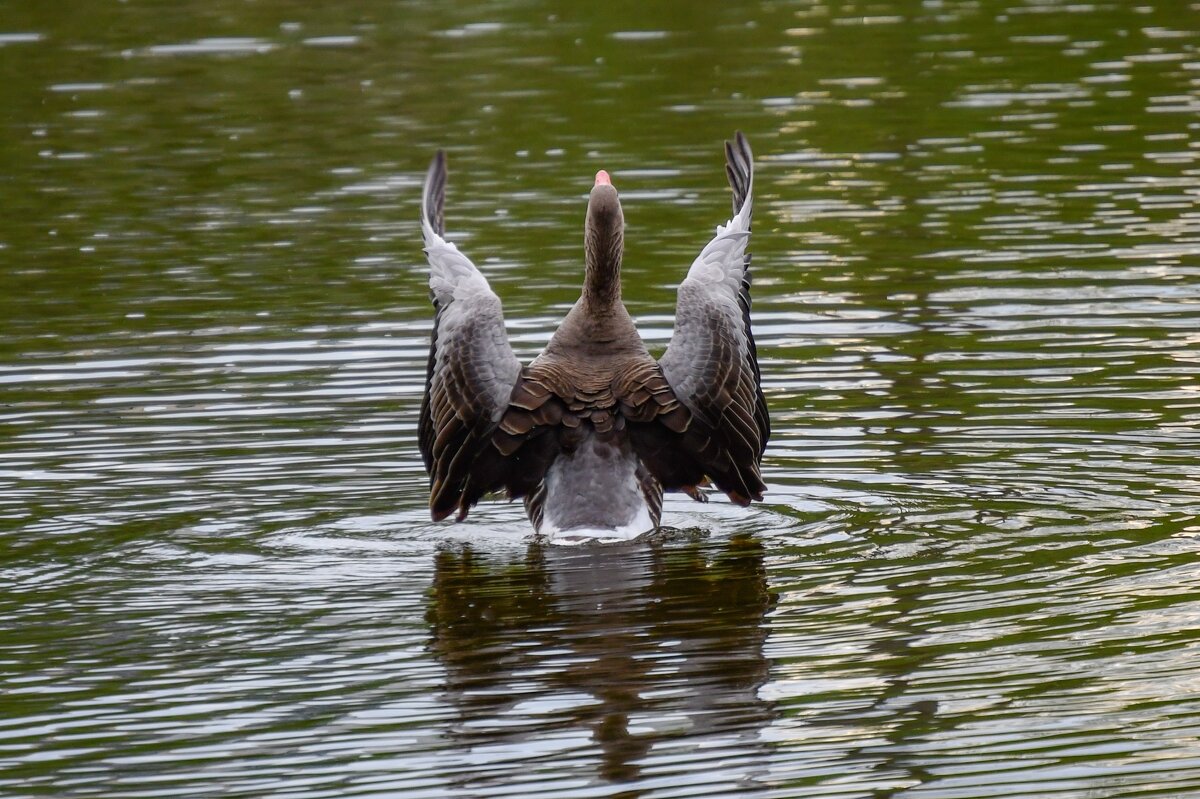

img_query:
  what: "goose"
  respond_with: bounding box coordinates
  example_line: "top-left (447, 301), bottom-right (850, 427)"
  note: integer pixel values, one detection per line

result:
top-left (418, 132), bottom-right (768, 541)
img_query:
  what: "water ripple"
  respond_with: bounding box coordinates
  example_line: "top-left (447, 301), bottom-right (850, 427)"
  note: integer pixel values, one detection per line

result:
top-left (2, 1), bottom-right (1199, 797)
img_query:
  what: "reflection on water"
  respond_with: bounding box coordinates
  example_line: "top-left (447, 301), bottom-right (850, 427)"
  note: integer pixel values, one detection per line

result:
top-left (1, 0), bottom-right (1199, 796)
top-left (428, 535), bottom-right (774, 792)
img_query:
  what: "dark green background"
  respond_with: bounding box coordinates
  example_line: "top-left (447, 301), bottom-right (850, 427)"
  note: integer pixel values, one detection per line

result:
top-left (2, 1), bottom-right (1198, 796)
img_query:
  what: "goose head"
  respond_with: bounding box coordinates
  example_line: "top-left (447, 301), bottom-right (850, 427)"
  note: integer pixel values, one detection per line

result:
top-left (584, 170), bottom-right (624, 306)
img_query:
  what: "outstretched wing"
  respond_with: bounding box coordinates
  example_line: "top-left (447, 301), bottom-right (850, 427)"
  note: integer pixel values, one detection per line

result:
top-left (417, 151), bottom-right (523, 521)
top-left (646, 131), bottom-right (769, 505)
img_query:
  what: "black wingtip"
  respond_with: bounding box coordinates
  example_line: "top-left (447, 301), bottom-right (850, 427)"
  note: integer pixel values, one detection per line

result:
top-left (425, 149), bottom-right (447, 186)
top-left (724, 132), bottom-right (753, 215)
top-left (423, 150), bottom-right (448, 237)
top-left (733, 131), bottom-right (752, 164)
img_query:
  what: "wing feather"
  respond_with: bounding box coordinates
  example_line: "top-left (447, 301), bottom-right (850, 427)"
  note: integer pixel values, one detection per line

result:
top-left (417, 151), bottom-right (523, 521)
top-left (647, 132), bottom-right (769, 504)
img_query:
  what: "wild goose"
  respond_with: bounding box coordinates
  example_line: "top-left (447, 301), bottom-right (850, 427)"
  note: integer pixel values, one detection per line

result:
top-left (418, 132), bottom-right (768, 540)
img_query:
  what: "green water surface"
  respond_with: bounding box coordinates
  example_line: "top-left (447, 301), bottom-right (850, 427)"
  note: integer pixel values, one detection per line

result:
top-left (2, 2), bottom-right (1199, 797)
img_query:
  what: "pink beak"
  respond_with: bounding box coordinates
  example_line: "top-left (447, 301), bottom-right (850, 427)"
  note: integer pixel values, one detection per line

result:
top-left (594, 170), bottom-right (612, 187)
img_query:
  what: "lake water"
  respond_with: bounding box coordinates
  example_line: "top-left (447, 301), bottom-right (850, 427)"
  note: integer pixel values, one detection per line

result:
top-left (2, 2), bottom-right (1199, 797)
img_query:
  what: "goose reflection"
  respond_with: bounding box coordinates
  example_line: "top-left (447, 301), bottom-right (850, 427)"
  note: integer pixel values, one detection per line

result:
top-left (427, 534), bottom-right (776, 790)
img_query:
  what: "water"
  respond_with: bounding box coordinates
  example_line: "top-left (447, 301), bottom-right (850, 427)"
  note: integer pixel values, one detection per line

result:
top-left (2, 1), bottom-right (1199, 796)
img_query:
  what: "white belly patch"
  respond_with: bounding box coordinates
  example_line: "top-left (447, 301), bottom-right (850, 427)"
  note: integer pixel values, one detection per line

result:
top-left (538, 434), bottom-right (655, 543)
